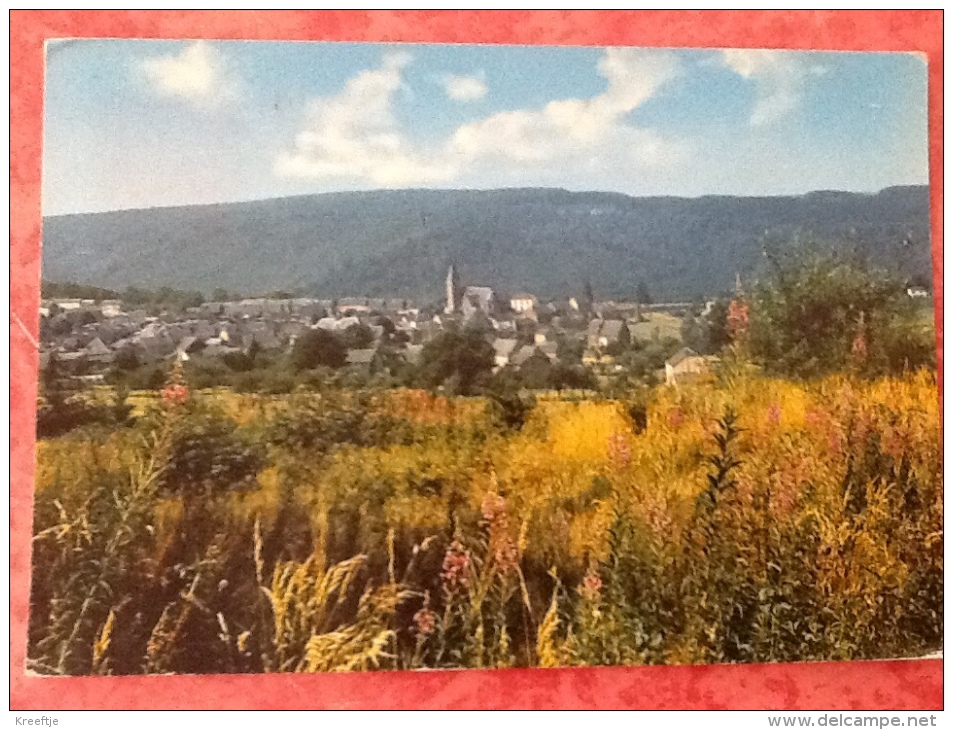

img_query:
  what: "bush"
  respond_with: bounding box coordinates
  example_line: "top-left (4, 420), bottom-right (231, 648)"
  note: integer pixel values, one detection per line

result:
top-left (36, 389), bottom-right (134, 438)
top-left (158, 405), bottom-right (265, 498)
top-left (291, 329), bottom-right (347, 371)
top-left (748, 248), bottom-right (936, 378)
top-left (416, 329), bottom-right (495, 396)
top-left (265, 391), bottom-right (406, 454)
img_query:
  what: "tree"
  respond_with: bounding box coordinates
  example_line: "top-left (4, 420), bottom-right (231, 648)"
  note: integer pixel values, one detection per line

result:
top-left (159, 406), bottom-right (265, 499)
top-left (517, 351), bottom-right (554, 390)
top-left (113, 347), bottom-right (141, 372)
top-left (748, 248), bottom-right (935, 378)
top-left (376, 316), bottom-right (396, 338)
top-left (550, 362), bottom-right (597, 390)
top-left (704, 298), bottom-right (732, 353)
top-left (582, 280), bottom-right (595, 313)
top-left (342, 323), bottom-right (374, 350)
top-left (636, 280), bottom-right (653, 305)
top-left (681, 310), bottom-right (720, 354)
top-left (247, 338), bottom-right (262, 365)
top-left (291, 329), bottom-right (347, 371)
top-left (417, 328), bottom-right (494, 395)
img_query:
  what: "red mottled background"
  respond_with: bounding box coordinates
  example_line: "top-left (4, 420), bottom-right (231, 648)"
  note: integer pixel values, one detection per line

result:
top-left (9, 10), bottom-right (943, 710)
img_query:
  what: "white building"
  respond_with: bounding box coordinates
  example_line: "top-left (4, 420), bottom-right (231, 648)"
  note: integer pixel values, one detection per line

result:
top-left (510, 293), bottom-right (537, 314)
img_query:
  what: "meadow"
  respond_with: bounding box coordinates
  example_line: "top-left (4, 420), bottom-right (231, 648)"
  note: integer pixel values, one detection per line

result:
top-left (28, 364), bottom-right (942, 675)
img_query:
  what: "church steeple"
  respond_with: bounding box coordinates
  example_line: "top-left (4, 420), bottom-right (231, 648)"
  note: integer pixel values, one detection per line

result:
top-left (445, 264), bottom-right (460, 314)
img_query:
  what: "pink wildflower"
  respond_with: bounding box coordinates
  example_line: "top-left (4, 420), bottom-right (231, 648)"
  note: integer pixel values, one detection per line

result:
top-left (413, 607), bottom-right (436, 636)
top-left (727, 299), bottom-right (750, 342)
top-left (770, 468), bottom-right (801, 518)
top-left (805, 409), bottom-right (825, 429)
top-left (852, 409), bottom-right (872, 447)
top-left (441, 541), bottom-right (470, 593)
top-left (644, 497), bottom-right (674, 539)
top-left (767, 402), bottom-right (782, 427)
top-left (481, 491), bottom-right (507, 525)
top-left (851, 332), bottom-right (868, 364)
top-left (494, 539), bottom-right (520, 576)
top-left (607, 433), bottom-right (632, 469)
top-left (580, 570), bottom-right (602, 601)
top-left (480, 491), bottom-right (519, 576)
top-left (667, 407), bottom-right (685, 430)
top-left (161, 383), bottom-right (190, 406)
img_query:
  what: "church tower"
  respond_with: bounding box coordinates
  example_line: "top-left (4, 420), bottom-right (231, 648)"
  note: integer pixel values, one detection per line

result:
top-left (445, 264), bottom-right (460, 314)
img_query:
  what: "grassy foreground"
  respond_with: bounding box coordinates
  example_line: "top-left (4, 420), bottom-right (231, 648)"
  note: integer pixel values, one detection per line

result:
top-left (29, 368), bottom-right (942, 674)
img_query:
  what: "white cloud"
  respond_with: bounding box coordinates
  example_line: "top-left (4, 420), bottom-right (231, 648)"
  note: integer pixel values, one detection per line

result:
top-left (721, 49), bottom-right (809, 127)
top-left (450, 49), bottom-right (682, 166)
top-left (276, 48), bottom-right (686, 188)
top-left (443, 73), bottom-right (487, 102)
top-left (141, 41), bottom-right (239, 107)
top-left (275, 51), bottom-right (454, 186)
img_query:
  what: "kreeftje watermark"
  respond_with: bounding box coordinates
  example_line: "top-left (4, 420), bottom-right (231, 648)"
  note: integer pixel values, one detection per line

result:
top-left (14, 718), bottom-right (59, 726)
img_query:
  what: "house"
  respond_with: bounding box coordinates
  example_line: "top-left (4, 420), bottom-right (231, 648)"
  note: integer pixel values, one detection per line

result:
top-left (49, 298), bottom-right (84, 311)
top-left (134, 335), bottom-right (176, 363)
top-left (582, 349), bottom-right (608, 367)
top-left (511, 344), bottom-right (556, 368)
top-left (91, 322), bottom-right (125, 346)
top-left (665, 347), bottom-right (717, 386)
top-left (138, 321), bottom-right (165, 339)
top-left (495, 318), bottom-right (517, 336)
top-left (219, 323), bottom-right (242, 342)
top-left (510, 293), bottom-right (537, 314)
top-left (345, 347), bottom-right (378, 375)
top-left (100, 300), bottom-right (123, 318)
top-left (295, 301), bottom-right (328, 321)
top-left (337, 316), bottom-right (362, 331)
top-left (243, 323), bottom-right (281, 350)
top-left (461, 287), bottom-right (495, 319)
top-left (907, 286), bottom-right (930, 298)
top-left (492, 338), bottom-right (519, 369)
top-left (84, 337), bottom-right (114, 364)
top-left (175, 336), bottom-right (203, 362)
top-left (587, 319), bottom-right (630, 349)
top-left (337, 297), bottom-right (370, 314)
top-left (411, 320), bottom-right (440, 344)
top-left (165, 323), bottom-right (192, 343)
top-left (538, 341), bottom-right (558, 361)
top-left (599, 320), bottom-right (629, 348)
top-left (191, 322), bottom-right (217, 341)
top-left (125, 310), bottom-right (150, 327)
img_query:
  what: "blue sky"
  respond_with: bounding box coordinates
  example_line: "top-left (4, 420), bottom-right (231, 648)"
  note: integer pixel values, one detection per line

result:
top-left (42, 40), bottom-right (929, 215)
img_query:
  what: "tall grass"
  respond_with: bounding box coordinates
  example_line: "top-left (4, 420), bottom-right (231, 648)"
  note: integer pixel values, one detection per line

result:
top-left (29, 370), bottom-right (942, 673)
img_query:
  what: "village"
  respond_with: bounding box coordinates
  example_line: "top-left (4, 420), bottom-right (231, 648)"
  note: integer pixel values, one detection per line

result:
top-left (38, 265), bottom-right (722, 392)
